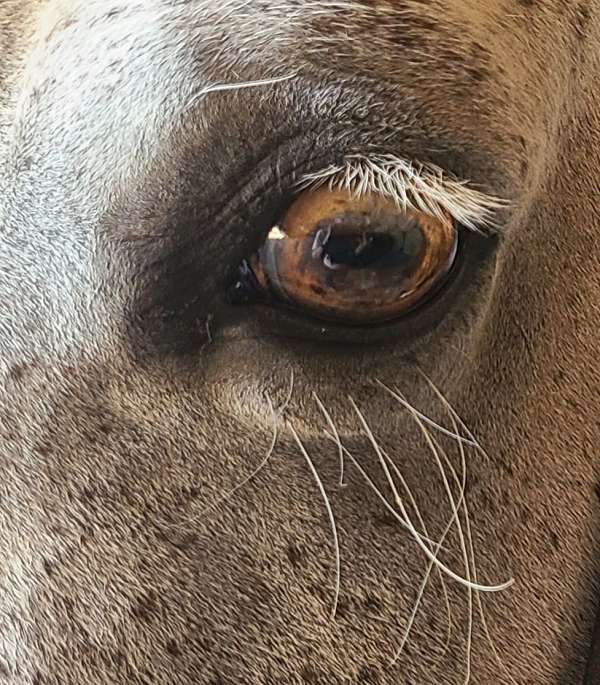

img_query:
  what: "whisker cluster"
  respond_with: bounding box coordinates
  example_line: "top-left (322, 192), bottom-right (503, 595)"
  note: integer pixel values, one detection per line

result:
top-left (170, 366), bottom-right (517, 683)
top-left (312, 377), bottom-right (516, 683)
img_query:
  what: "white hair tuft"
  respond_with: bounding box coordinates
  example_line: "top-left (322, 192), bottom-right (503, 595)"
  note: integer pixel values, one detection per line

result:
top-left (298, 154), bottom-right (508, 231)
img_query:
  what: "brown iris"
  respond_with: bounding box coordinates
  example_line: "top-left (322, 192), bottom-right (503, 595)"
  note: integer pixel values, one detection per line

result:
top-left (234, 187), bottom-right (459, 325)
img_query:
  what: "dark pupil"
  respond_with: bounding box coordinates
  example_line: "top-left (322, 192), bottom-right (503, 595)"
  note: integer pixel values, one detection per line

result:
top-left (313, 218), bottom-right (424, 271)
top-left (322, 233), bottom-right (394, 268)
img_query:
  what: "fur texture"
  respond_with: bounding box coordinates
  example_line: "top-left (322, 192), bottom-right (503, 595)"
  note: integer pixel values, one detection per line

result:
top-left (0, 1), bottom-right (599, 684)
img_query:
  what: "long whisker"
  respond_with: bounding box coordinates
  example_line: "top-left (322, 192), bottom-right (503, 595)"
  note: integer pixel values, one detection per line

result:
top-left (438, 430), bottom-right (474, 684)
top-left (378, 387), bottom-right (470, 670)
top-left (348, 395), bottom-right (410, 518)
top-left (375, 379), bottom-right (477, 447)
top-left (450, 409), bottom-right (492, 684)
top-left (416, 370), bottom-right (487, 457)
top-left (167, 369), bottom-right (296, 530)
top-left (289, 424), bottom-right (341, 621)
top-left (463, 504), bottom-right (519, 682)
top-left (348, 396), bottom-right (513, 593)
top-left (163, 395), bottom-right (280, 530)
top-left (313, 392), bottom-right (347, 488)
top-left (187, 73), bottom-right (296, 108)
top-left (281, 369), bottom-right (296, 415)
top-left (321, 433), bottom-right (440, 547)
top-left (381, 448), bottom-right (454, 664)
top-left (313, 397), bottom-right (455, 656)
top-left (347, 392), bottom-right (465, 670)
top-left (397, 392), bottom-right (474, 682)
top-left (431, 375), bottom-right (519, 685)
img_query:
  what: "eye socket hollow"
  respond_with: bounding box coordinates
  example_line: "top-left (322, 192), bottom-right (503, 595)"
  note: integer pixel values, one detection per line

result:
top-left (232, 187), bottom-right (459, 326)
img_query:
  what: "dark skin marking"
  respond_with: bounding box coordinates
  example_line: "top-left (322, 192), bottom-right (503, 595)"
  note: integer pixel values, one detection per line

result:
top-left (166, 640), bottom-right (181, 657)
top-left (357, 664), bottom-right (381, 684)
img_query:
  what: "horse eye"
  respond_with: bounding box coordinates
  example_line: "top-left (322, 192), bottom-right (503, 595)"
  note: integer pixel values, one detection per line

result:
top-left (230, 187), bottom-right (459, 326)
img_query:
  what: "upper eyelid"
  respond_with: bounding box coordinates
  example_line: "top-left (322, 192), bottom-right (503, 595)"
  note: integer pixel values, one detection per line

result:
top-left (297, 153), bottom-right (509, 232)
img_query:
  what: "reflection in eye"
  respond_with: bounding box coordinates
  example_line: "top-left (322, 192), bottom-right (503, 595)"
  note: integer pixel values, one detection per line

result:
top-left (230, 187), bottom-right (459, 325)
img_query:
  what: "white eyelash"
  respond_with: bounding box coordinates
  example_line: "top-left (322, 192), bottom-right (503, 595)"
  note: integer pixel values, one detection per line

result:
top-left (297, 154), bottom-right (508, 231)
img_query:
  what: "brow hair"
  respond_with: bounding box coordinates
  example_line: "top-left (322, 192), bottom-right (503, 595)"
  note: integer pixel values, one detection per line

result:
top-left (298, 154), bottom-right (508, 231)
